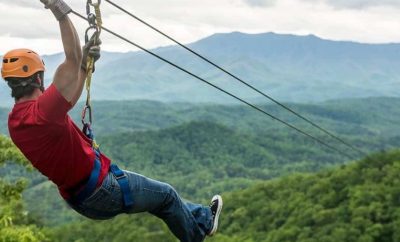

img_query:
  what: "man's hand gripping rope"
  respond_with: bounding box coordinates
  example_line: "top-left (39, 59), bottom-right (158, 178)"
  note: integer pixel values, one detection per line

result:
top-left (81, 35), bottom-right (101, 73)
top-left (39, 0), bottom-right (101, 72)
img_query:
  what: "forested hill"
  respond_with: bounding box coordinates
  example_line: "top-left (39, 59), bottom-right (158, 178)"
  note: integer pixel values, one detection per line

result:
top-left (20, 117), bottom-right (400, 227)
top-left (216, 151), bottom-right (400, 242)
top-left (2, 97), bottom-right (400, 137)
top-left (21, 120), bottom-right (361, 226)
top-left (3, 97), bottom-right (400, 241)
top-left (71, 97), bottom-right (400, 138)
top-left (96, 121), bottom-right (347, 198)
top-left (48, 32), bottom-right (400, 103)
top-left (44, 150), bottom-right (400, 242)
top-left (4, 122), bottom-right (400, 242)
top-left (1, 32), bottom-right (400, 106)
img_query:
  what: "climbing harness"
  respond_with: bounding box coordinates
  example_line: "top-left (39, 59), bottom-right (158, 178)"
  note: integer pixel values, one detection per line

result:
top-left (69, 0), bottom-right (133, 210)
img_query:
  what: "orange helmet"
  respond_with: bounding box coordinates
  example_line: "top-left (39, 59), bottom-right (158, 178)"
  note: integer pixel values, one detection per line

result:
top-left (2, 49), bottom-right (45, 79)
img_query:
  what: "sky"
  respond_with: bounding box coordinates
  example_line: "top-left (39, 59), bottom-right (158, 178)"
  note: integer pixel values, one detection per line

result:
top-left (0, 0), bottom-right (400, 55)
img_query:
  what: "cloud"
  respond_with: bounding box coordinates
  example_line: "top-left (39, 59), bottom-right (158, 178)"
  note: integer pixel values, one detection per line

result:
top-left (305, 0), bottom-right (400, 9)
top-left (242, 0), bottom-right (400, 9)
top-left (242, 0), bottom-right (277, 7)
top-left (8, 0), bottom-right (40, 9)
top-left (8, 0), bottom-right (87, 9)
top-left (1, 0), bottom-right (400, 55)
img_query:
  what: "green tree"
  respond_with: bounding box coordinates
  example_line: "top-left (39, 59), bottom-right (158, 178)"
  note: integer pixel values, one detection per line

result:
top-left (0, 135), bottom-right (47, 242)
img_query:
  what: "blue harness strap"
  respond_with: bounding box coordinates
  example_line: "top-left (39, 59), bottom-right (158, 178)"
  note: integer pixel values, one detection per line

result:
top-left (110, 164), bottom-right (134, 210)
top-left (68, 149), bottom-right (101, 205)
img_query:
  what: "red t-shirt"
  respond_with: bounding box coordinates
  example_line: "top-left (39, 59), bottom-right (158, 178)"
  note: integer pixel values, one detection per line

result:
top-left (8, 84), bottom-right (111, 199)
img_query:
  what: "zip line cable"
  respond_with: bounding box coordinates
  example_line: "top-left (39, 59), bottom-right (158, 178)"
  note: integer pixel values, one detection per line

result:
top-left (103, 0), bottom-right (366, 157)
top-left (71, 10), bottom-right (356, 160)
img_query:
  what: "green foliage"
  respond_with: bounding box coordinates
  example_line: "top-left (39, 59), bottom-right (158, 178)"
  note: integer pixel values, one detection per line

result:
top-left (45, 214), bottom-right (177, 242)
top-left (3, 98), bottom-right (400, 241)
top-left (43, 150), bottom-right (400, 242)
top-left (63, 97), bottom-right (400, 138)
top-left (10, 97), bottom-right (400, 228)
top-left (96, 121), bottom-right (353, 201)
top-left (0, 136), bottom-right (46, 242)
top-left (25, 110), bottom-right (382, 227)
top-left (0, 226), bottom-right (47, 242)
top-left (0, 135), bottom-right (29, 167)
top-left (214, 151), bottom-right (400, 242)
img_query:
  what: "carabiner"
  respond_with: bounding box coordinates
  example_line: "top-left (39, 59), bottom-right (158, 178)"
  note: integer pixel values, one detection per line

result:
top-left (81, 105), bottom-right (93, 126)
top-left (87, 0), bottom-right (101, 14)
top-left (85, 26), bottom-right (99, 43)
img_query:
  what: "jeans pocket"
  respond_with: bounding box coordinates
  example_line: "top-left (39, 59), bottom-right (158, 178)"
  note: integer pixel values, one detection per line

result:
top-left (82, 182), bottom-right (123, 214)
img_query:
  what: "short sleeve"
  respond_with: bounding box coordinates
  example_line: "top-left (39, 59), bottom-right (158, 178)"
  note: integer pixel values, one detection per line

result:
top-left (36, 84), bottom-right (72, 123)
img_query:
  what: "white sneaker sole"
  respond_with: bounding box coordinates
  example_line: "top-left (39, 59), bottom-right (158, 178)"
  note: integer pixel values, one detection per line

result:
top-left (208, 195), bottom-right (223, 236)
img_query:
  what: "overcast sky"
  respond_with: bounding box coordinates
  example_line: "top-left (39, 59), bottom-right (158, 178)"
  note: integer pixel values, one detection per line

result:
top-left (0, 0), bottom-right (399, 55)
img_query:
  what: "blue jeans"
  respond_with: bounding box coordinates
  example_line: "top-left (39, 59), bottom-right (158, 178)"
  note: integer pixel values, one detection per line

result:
top-left (68, 170), bottom-right (213, 242)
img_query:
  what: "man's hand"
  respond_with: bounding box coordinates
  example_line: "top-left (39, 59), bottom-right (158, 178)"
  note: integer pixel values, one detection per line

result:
top-left (81, 35), bottom-right (102, 73)
top-left (40, 0), bottom-right (54, 7)
top-left (40, 0), bottom-right (72, 21)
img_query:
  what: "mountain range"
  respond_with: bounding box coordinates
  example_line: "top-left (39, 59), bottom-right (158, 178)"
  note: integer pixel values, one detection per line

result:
top-left (1, 32), bottom-right (400, 107)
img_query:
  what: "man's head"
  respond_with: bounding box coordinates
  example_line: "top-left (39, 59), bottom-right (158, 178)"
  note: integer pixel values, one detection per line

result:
top-left (1, 49), bottom-right (46, 100)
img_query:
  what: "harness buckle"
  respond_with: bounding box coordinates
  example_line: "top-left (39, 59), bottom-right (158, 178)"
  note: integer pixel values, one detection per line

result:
top-left (110, 164), bottom-right (127, 180)
top-left (114, 172), bottom-right (127, 180)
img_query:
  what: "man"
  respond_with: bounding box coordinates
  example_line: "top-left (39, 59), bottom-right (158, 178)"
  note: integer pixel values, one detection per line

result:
top-left (2, 0), bottom-right (223, 241)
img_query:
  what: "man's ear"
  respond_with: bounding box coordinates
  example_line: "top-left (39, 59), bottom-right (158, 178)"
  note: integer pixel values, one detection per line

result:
top-left (37, 73), bottom-right (45, 92)
top-left (36, 74), bottom-right (41, 85)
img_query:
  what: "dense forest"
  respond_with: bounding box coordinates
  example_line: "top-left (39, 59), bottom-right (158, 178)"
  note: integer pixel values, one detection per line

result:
top-left (3, 97), bottom-right (400, 137)
top-left (1, 98), bottom-right (400, 241)
top-left (217, 151), bottom-right (400, 242)
top-left (3, 136), bottom-right (400, 242)
top-left (43, 150), bottom-right (400, 242)
top-left (0, 136), bottom-right (46, 241)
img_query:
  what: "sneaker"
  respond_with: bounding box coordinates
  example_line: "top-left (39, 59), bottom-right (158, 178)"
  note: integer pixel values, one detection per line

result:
top-left (208, 195), bottom-right (223, 236)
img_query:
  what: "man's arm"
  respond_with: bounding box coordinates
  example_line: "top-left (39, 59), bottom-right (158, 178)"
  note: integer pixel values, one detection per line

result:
top-left (53, 16), bottom-right (84, 106)
top-left (71, 67), bottom-right (87, 106)
top-left (41, 0), bottom-right (100, 107)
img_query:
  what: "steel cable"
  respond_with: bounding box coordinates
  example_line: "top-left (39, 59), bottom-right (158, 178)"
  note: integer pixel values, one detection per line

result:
top-left (103, 0), bottom-right (367, 157)
top-left (71, 10), bottom-right (357, 160)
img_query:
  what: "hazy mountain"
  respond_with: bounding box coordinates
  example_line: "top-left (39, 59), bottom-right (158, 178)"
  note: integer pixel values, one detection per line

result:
top-left (1, 32), bottom-right (400, 107)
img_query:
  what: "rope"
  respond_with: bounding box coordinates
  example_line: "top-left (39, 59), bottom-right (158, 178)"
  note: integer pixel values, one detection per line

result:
top-left (103, 0), bottom-right (367, 157)
top-left (71, 10), bottom-right (356, 160)
top-left (81, 0), bottom-right (103, 149)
